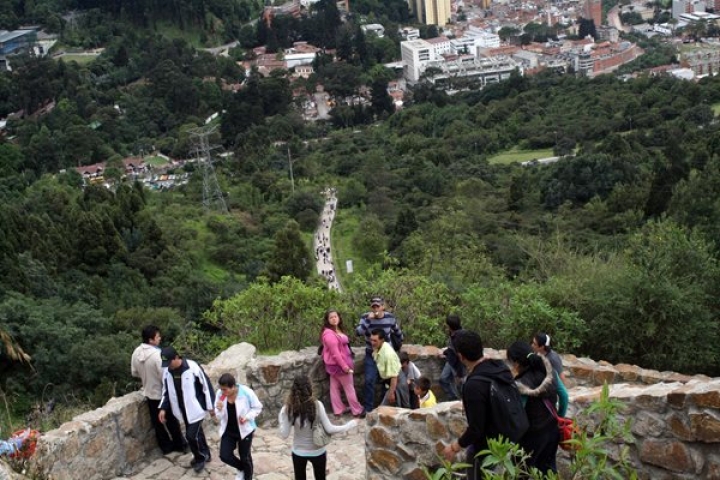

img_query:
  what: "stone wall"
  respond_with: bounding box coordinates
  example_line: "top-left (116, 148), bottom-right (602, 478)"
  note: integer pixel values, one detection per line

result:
top-left (364, 348), bottom-right (720, 480)
top-left (24, 343), bottom-right (720, 480)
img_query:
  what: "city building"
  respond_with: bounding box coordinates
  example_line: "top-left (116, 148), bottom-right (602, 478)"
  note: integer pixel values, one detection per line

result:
top-left (582, 0), bottom-right (602, 26)
top-left (0, 29), bottom-right (38, 70)
top-left (401, 39), bottom-right (436, 82)
top-left (361, 24), bottom-right (385, 37)
top-left (414, 0), bottom-right (452, 26)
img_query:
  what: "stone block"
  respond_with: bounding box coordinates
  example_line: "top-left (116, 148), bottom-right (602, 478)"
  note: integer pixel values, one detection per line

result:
top-left (368, 426), bottom-right (395, 448)
top-left (706, 454), bottom-right (720, 480)
top-left (405, 467), bottom-right (432, 480)
top-left (667, 384), bottom-right (695, 409)
top-left (639, 439), bottom-right (696, 473)
top-left (368, 449), bottom-right (403, 474)
top-left (667, 413), bottom-right (694, 441)
top-left (426, 414), bottom-right (448, 439)
top-left (690, 411), bottom-right (720, 443)
top-left (593, 366), bottom-right (618, 385)
top-left (689, 384), bottom-right (720, 409)
top-left (632, 411), bottom-right (666, 437)
top-left (615, 363), bottom-right (641, 382)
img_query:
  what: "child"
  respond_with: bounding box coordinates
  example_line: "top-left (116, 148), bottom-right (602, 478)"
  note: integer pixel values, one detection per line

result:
top-left (399, 351), bottom-right (421, 409)
top-left (414, 376), bottom-right (437, 409)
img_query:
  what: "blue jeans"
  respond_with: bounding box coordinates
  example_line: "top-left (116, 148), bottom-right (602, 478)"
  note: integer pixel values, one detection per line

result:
top-left (363, 353), bottom-right (379, 412)
top-left (440, 362), bottom-right (460, 401)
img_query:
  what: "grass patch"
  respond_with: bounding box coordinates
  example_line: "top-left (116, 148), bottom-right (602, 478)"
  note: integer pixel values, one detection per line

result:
top-left (488, 147), bottom-right (555, 165)
top-left (330, 208), bottom-right (371, 290)
top-left (145, 155), bottom-right (170, 167)
top-left (155, 21), bottom-right (203, 47)
top-left (712, 103), bottom-right (720, 116)
top-left (55, 53), bottom-right (99, 64)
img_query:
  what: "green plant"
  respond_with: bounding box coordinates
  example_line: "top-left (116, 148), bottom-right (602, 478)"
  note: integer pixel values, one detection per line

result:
top-left (425, 383), bottom-right (637, 480)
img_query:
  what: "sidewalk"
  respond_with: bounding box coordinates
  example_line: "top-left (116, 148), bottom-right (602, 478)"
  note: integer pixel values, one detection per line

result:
top-left (121, 414), bottom-right (366, 479)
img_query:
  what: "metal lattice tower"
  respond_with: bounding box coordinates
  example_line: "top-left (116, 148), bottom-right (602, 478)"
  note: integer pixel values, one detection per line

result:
top-left (189, 126), bottom-right (228, 214)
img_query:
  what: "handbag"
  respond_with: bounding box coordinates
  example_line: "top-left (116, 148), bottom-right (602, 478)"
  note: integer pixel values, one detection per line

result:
top-left (543, 399), bottom-right (580, 451)
top-left (312, 417), bottom-right (331, 447)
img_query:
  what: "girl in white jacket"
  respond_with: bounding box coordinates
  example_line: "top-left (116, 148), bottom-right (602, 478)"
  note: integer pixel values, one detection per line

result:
top-left (214, 373), bottom-right (263, 480)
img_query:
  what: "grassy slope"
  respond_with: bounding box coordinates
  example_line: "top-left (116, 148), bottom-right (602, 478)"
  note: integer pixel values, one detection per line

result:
top-left (329, 208), bottom-right (369, 291)
top-left (487, 147), bottom-right (555, 165)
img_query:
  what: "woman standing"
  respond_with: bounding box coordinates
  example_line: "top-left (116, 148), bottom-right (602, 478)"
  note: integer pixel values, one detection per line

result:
top-left (531, 332), bottom-right (569, 417)
top-left (507, 341), bottom-right (559, 475)
top-left (214, 373), bottom-right (263, 480)
top-left (279, 375), bottom-right (358, 480)
top-left (321, 309), bottom-right (364, 417)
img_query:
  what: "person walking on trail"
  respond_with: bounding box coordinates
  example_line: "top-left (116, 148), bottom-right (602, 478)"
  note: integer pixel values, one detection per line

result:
top-left (131, 325), bottom-right (186, 455)
top-left (356, 296), bottom-right (403, 412)
top-left (278, 375), bottom-right (358, 480)
top-left (371, 329), bottom-right (408, 408)
top-left (439, 314), bottom-right (466, 401)
top-left (320, 309), bottom-right (364, 418)
top-left (442, 330), bottom-right (516, 480)
top-left (215, 373), bottom-right (263, 480)
top-left (159, 346), bottom-right (216, 473)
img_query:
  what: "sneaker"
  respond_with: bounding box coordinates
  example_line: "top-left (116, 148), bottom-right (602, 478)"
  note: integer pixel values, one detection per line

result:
top-left (192, 460), bottom-right (205, 473)
top-left (235, 470), bottom-right (245, 480)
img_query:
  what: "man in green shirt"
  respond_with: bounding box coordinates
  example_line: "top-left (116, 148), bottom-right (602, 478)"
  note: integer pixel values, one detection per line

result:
top-left (370, 329), bottom-right (408, 407)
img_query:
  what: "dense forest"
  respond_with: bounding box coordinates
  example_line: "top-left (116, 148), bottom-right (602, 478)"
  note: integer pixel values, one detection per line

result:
top-left (1, 0), bottom-right (720, 431)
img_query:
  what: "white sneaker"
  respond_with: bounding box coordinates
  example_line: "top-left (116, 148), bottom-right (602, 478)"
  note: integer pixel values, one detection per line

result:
top-left (235, 470), bottom-right (245, 480)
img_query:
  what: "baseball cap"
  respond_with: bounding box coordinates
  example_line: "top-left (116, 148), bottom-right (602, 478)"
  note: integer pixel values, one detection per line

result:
top-left (370, 296), bottom-right (384, 307)
top-left (161, 346), bottom-right (179, 367)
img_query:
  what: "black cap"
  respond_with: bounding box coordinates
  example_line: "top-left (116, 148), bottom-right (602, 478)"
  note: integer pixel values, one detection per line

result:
top-left (161, 346), bottom-right (179, 368)
top-left (370, 296), bottom-right (384, 307)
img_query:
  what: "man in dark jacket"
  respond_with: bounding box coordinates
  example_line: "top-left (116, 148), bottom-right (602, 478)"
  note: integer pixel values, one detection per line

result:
top-left (439, 314), bottom-right (466, 400)
top-left (442, 330), bottom-right (516, 480)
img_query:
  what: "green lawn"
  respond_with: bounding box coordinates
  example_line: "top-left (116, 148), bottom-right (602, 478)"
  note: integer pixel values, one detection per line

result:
top-left (330, 209), bottom-right (369, 290)
top-left (145, 155), bottom-right (170, 167)
top-left (487, 148), bottom-right (555, 165)
top-left (55, 53), bottom-right (99, 64)
top-left (712, 103), bottom-right (720, 116)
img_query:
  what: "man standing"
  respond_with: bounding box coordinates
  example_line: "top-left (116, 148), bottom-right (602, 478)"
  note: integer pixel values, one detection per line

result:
top-left (356, 296), bottom-right (403, 412)
top-left (370, 329), bottom-right (408, 408)
top-left (130, 325), bottom-right (186, 454)
top-left (439, 314), bottom-right (466, 401)
top-left (159, 346), bottom-right (216, 473)
top-left (442, 330), bottom-right (515, 480)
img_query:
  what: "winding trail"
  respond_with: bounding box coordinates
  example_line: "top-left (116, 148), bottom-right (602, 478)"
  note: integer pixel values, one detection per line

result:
top-left (314, 188), bottom-right (342, 292)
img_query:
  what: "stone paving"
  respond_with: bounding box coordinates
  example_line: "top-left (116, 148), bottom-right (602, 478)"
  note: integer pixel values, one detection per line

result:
top-left (118, 414), bottom-right (366, 480)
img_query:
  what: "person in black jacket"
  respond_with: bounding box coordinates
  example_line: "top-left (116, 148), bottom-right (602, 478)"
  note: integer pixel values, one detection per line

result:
top-left (442, 330), bottom-right (516, 480)
top-left (438, 314), bottom-right (465, 401)
top-left (507, 341), bottom-right (559, 474)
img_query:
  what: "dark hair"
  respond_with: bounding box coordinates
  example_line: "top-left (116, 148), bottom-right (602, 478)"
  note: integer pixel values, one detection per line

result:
top-left (370, 328), bottom-right (386, 340)
top-left (507, 341), bottom-right (546, 374)
top-left (533, 332), bottom-right (552, 352)
top-left (285, 375), bottom-right (316, 426)
top-left (453, 330), bottom-right (483, 362)
top-left (445, 314), bottom-right (462, 332)
top-left (416, 376), bottom-right (431, 393)
top-left (398, 351), bottom-right (410, 364)
top-left (322, 309), bottom-right (344, 334)
top-left (141, 325), bottom-right (160, 343)
top-left (218, 373), bottom-right (236, 388)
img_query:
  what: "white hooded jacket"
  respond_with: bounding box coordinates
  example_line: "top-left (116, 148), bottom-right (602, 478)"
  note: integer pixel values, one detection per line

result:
top-left (214, 385), bottom-right (263, 439)
top-left (130, 343), bottom-right (163, 400)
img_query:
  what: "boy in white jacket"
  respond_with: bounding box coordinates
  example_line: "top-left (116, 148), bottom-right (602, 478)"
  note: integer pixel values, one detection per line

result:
top-left (214, 373), bottom-right (263, 480)
top-left (159, 346), bottom-right (215, 473)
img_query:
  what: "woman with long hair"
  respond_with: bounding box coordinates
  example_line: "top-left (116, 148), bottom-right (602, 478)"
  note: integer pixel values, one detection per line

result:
top-left (507, 341), bottom-right (559, 474)
top-left (531, 332), bottom-right (569, 417)
top-left (320, 309), bottom-right (364, 418)
top-left (278, 375), bottom-right (358, 480)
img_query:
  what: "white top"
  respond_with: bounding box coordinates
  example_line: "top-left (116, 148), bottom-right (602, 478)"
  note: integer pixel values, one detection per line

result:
top-left (214, 385), bottom-right (263, 439)
top-left (405, 361), bottom-right (422, 382)
top-left (278, 400), bottom-right (357, 456)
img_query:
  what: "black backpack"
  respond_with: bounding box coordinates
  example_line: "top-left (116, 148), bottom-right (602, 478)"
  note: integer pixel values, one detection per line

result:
top-left (472, 374), bottom-right (529, 443)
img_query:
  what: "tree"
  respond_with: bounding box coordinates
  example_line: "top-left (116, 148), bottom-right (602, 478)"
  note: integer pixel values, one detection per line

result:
top-left (351, 214), bottom-right (387, 265)
top-left (264, 220), bottom-right (311, 282)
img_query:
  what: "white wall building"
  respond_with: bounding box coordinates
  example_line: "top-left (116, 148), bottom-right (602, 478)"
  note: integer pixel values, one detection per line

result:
top-left (362, 24), bottom-right (385, 37)
top-left (426, 36), bottom-right (452, 56)
top-left (401, 39), bottom-right (436, 83)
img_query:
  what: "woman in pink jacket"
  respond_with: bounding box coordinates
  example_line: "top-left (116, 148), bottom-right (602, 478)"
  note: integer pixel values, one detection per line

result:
top-left (321, 309), bottom-right (364, 418)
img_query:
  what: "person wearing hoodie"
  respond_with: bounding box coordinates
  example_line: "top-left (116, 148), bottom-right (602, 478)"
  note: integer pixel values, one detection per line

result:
top-left (442, 330), bottom-right (516, 480)
top-left (159, 346), bottom-right (216, 473)
top-left (214, 373), bottom-right (263, 480)
top-left (130, 325), bottom-right (186, 454)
